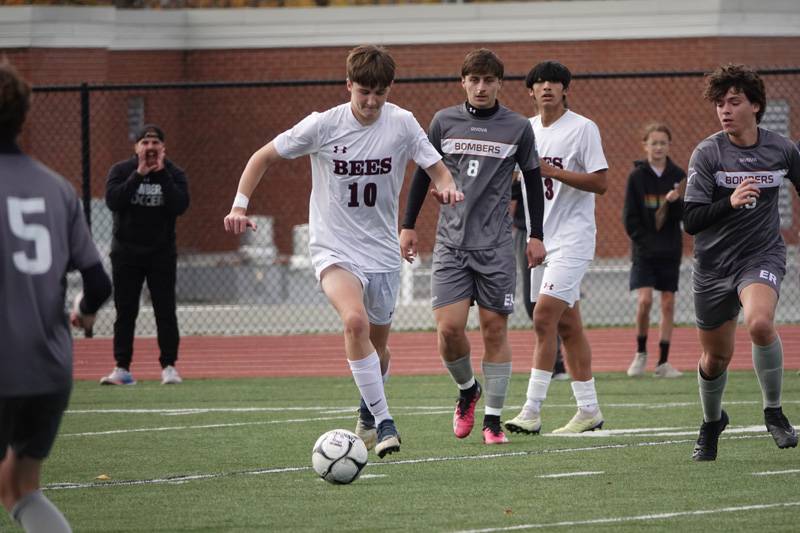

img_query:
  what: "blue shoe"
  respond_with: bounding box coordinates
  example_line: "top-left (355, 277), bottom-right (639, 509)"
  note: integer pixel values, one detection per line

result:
top-left (99, 367), bottom-right (136, 385)
top-left (375, 419), bottom-right (401, 459)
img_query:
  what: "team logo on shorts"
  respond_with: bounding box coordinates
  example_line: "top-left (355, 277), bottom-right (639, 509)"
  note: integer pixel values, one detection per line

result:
top-left (504, 294), bottom-right (514, 307)
top-left (759, 269), bottom-right (778, 286)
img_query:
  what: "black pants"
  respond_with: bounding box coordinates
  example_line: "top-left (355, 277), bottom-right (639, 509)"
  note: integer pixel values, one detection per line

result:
top-left (111, 251), bottom-right (179, 370)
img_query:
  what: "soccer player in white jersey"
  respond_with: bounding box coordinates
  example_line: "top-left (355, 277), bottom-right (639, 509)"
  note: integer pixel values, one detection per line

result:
top-left (684, 65), bottom-right (800, 461)
top-left (505, 60), bottom-right (609, 436)
top-left (223, 45), bottom-right (462, 458)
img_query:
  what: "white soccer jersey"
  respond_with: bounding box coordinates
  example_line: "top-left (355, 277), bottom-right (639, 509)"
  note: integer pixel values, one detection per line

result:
top-left (531, 110), bottom-right (608, 260)
top-left (274, 102), bottom-right (441, 277)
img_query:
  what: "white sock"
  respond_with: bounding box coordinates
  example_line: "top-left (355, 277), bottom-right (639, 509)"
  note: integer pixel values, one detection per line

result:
top-left (523, 368), bottom-right (552, 414)
top-left (349, 352), bottom-right (391, 424)
top-left (571, 378), bottom-right (599, 414)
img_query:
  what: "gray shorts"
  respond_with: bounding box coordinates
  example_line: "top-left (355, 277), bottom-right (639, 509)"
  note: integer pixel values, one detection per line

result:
top-left (430, 241), bottom-right (516, 315)
top-left (693, 254), bottom-right (785, 330)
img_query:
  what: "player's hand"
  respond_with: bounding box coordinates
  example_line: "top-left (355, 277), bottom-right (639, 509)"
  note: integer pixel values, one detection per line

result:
top-left (539, 160), bottom-right (560, 180)
top-left (526, 238), bottom-right (546, 268)
top-left (730, 178), bottom-right (760, 209)
top-left (224, 208), bottom-right (258, 234)
top-left (430, 186), bottom-right (464, 206)
top-left (136, 144), bottom-right (164, 175)
top-left (70, 292), bottom-right (96, 338)
top-left (399, 228), bottom-right (418, 263)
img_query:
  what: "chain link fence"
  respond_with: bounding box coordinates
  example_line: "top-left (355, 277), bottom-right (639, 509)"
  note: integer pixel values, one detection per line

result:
top-left (25, 69), bottom-right (800, 336)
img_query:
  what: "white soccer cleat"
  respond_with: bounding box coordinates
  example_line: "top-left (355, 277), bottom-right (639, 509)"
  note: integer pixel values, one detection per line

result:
top-left (551, 409), bottom-right (604, 434)
top-left (626, 352), bottom-right (647, 377)
top-left (504, 409), bottom-right (542, 435)
top-left (161, 365), bottom-right (183, 385)
top-left (653, 362), bottom-right (683, 378)
top-left (355, 418), bottom-right (377, 451)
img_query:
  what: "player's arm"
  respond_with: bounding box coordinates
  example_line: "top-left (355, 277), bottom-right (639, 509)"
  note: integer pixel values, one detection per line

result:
top-left (424, 160), bottom-right (463, 206)
top-left (71, 262), bottom-right (112, 335)
top-left (684, 178), bottom-right (759, 235)
top-left (399, 166), bottom-right (431, 263)
top-left (521, 166), bottom-right (546, 267)
top-left (224, 141), bottom-right (285, 234)
top-left (542, 161), bottom-right (607, 194)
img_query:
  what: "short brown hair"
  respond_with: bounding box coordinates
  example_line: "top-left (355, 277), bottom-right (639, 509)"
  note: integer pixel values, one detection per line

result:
top-left (346, 45), bottom-right (395, 90)
top-left (461, 49), bottom-right (504, 79)
top-left (703, 64), bottom-right (766, 124)
top-left (642, 122), bottom-right (672, 142)
top-left (0, 61), bottom-right (31, 140)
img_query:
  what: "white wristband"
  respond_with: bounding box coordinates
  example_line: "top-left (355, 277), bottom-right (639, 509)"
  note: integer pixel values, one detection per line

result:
top-left (232, 192), bottom-right (249, 210)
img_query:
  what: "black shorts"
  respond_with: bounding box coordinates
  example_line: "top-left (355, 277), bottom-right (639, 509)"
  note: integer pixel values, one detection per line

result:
top-left (0, 389), bottom-right (71, 461)
top-left (629, 257), bottom-right (681, 293)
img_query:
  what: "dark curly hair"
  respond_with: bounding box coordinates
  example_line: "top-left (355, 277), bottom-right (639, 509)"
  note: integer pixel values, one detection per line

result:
top-left (703, 64), bottom-right (766, 124)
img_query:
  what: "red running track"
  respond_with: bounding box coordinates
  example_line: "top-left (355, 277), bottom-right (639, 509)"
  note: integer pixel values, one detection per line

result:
top-left (74, 326), bottom-right (800, 381)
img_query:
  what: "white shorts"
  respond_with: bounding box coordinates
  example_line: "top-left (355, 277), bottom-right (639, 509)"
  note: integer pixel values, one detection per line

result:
top-left (319, 260), bottom-right (400, 326)
top-left (530, 256), bottom-right (591, 308)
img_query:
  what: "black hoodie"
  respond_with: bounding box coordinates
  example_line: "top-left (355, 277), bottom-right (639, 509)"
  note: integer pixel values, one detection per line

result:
top-left (105, 156), bottom-right (190, 257)
top-left (622, 157), bottom-right (685, 261)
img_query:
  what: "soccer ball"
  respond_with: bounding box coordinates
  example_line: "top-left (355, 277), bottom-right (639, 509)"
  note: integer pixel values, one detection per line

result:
top-left (311, 429), bottom-right (368, 485)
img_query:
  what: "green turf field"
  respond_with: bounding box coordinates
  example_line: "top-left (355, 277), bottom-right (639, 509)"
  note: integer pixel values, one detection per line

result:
top-left (2, 372), bottom-right (799, 532)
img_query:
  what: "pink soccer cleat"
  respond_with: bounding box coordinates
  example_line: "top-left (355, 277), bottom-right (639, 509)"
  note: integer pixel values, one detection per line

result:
top-left (453, 381), bottom-right (482, 438)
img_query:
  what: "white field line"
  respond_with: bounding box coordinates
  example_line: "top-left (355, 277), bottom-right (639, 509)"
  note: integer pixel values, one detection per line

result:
top-left (752, 469), bottom-right (800, 476)
top-left (537, 471), bottom-right (603, 479)
top-left (45, 434), bottom-right (766, 492)
top-left (454, 501), bottom-right (800, 532)
top-left (66, 399), bottom-right (800, 416)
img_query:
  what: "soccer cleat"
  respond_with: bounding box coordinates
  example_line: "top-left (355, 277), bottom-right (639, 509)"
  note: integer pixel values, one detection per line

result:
top-left (161, 365), bottom-right (183, 385)
top-left (692, 409), bottom-right (729, 461)
top-left (764, 407), bottom-right (798, 449)
top-left (482, 426), bottom-right (509, 444)
top-left (552, 359), bottom-right (570, 381)
top-left (375, 418), bottom-right (401, 458)
top-left (453, 381), bottom-right (482, 439)
top-left (653, 362), bottom-right (683, 378)
top-left (626, 352), bottom-right (648, 377)
top-left (504, 409), bottom-right (542, 435)
top-left (355, 398), bottom-right (377, 451)
top-left (100, 367), bottom-right (136, 385)
top-left (551, 409), bottom-right (604, 434)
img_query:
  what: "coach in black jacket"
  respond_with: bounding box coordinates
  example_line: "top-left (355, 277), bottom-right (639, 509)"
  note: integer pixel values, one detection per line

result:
top-left (102, 124), bottom-right (190, 386)
top-left (622, 123), bottom-right (685, 379)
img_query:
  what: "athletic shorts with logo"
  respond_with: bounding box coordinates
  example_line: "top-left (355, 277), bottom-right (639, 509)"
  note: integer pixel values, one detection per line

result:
top-left (693, 254), bottom-right (785, 330)
top-left (431, 241), bottom-right (516, 315)
top-left (531, 255), bottom-right (591, 308)
top-left (630, 257), bottom-right (681, 293)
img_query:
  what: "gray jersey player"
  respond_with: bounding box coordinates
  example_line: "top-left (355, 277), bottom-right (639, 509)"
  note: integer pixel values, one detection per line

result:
top-left (684, 64), bottom-right (800, 461)
top-left (0, 63), bottom-right (112, 533)
top-left (400, 49), bottom-right (545, 445)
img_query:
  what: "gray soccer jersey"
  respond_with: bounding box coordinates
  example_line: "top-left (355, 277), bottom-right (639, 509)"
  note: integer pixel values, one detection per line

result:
top-left (1, 153), bottom-right (102, 396)
top-left (430, 104), bottom-right (539, 249)
top-left (685, 128), bottom-right (800, 274)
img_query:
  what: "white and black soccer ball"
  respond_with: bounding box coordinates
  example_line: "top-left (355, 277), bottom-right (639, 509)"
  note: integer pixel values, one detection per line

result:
top-left (311, 429), bottom-right (368, 485)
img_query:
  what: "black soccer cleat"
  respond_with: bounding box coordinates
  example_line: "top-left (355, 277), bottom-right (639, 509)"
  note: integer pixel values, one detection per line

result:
top-left (764, 407), bottom-right (798, 449)
top-left (375, 418), bottom-right (401, 459)
top-left (692, 410), bottom-right (729, 462)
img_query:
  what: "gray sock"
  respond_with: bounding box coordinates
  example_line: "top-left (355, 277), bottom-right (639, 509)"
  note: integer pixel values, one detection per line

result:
top-left (11, 490), bottom-right (72, 533)
top-left (752, 336), bottom-right (783, 409)
top-left (482, 360), bottom-right (512, 412)
top-left (698, 367), bottom-right (727, 423)
top-left (444, 354), bottom-right (473, 387)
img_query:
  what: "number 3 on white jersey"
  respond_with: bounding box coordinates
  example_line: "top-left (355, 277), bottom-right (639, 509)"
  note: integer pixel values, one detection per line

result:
top-left (7, 197), bottom-right (52, 274)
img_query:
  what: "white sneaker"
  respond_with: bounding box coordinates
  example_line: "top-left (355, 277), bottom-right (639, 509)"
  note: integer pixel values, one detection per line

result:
top-left (551, 409), bottom-right (604, 434)
top-left (100, 367), bottom-right (136, 385)
top-left (653, 362), bottom-right (683, 378)
top-left (161, 365), bottom-right (183, 385)
top-left (626, 352), bottom-right (647, 377)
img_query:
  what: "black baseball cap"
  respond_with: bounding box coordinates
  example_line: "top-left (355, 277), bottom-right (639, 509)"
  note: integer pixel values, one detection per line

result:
top-left (135, 124), bottom-right (165, 142)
